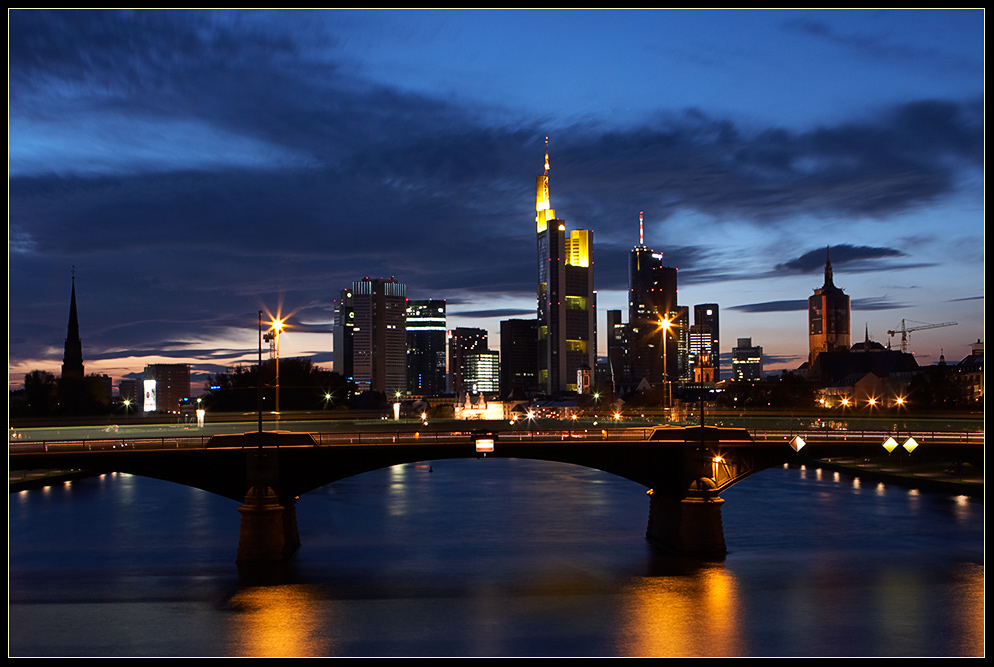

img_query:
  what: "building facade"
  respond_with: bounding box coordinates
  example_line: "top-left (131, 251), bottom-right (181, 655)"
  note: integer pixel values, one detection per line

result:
top-left (406, 299), bottom-right (447, 396)
top-left (143, 363), bottom-right (191, 413)
top-left (334, 277), bottom-right (408, 395)
top-left (447, 327), bottom-right (489, 395)
top-left (499, 319), bottom-right (538, 397)
top-left (535, 139), bottom-right (596, 394)
top-left (731, 337), bottom-right (764, 381)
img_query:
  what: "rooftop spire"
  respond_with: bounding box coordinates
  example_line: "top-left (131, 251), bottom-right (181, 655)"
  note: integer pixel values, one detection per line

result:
top-left (535, 137), bottom-right (555, 232)
top-left (639, 211), bottom-right (644, 246)
top-left (62, 271), bottom-right (84, 380)
top-left (824, 245), bottom-right (835, 288)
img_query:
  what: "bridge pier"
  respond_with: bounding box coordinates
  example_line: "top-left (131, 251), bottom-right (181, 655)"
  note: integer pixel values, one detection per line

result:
top-left (236, 485), bottom-right (300, 563)
top-left (235, 447), bottom-right (300, 563)
top-left (645, 481), bottom-right (727, 557)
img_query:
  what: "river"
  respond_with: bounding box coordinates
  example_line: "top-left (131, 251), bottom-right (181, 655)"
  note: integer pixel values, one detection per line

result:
top-left (8, 458), bottom-right (984, 657)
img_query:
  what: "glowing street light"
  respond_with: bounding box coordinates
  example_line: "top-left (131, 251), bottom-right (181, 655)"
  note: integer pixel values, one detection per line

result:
top-left (658, 316), bottom-right (673, 409)
top-left (263, 316), bottom-right (285, 424)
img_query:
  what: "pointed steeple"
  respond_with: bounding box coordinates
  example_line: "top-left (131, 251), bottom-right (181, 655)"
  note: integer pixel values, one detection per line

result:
top-left (824, 246), bottom-right (835, 288)
top-left (62, 272), bottom-right (84, 380)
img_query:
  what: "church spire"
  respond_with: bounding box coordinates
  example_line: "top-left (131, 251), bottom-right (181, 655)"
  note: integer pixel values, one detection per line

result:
top-left (62, 271), bottom-right (84, 380)
top-left (824, 246), bottom-right (835, 288)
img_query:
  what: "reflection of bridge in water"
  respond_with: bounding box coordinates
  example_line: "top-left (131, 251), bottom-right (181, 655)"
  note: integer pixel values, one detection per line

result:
top-left (9, 425), bottom-right (983, 564)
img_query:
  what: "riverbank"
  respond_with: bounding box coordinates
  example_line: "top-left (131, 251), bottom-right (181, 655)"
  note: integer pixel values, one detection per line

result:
top-left (813, 457), bottom-right (983, 498)
top-left (9, 469), bottom-right (98, 493)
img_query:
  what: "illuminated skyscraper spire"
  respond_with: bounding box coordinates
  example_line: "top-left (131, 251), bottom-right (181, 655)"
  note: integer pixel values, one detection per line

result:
top-left (639, 211), bottom-right (644, 247)
top-left (535, 136), bottom-right (555, 233)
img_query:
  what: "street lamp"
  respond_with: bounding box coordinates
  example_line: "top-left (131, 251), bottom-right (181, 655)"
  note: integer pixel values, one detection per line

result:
top-left (657, 316), bottom-right (673, 410)
top-left (264, 316), bottom-right (285, 426)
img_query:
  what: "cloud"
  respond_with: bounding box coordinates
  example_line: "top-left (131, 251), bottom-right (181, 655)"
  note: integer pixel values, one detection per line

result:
top-left (728, 300), bottom-right (808, 313)
top-left (7, 10), bottom-right (983, 383)
top-left (775, 244), bottom-right (906, 274)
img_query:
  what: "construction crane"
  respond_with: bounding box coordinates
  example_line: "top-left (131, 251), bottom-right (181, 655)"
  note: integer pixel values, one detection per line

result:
top-left (887, 319), bottom-right (957, 354)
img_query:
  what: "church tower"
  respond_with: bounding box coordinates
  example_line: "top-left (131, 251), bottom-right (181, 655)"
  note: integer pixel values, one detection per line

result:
top-left (62, 274), bottom-right (84, 380)
top-left (808, 247), bottom-right (851, 365)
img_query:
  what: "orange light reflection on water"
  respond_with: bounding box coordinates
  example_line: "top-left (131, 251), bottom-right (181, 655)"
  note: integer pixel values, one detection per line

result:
top-left (227, 585), bottom-right (328, 657)
top-left (617, 565), bottom-right (742, 656)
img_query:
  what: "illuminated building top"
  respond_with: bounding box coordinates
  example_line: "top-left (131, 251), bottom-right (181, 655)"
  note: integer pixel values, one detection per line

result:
top-left (535, 136), bottom-right (557, 233)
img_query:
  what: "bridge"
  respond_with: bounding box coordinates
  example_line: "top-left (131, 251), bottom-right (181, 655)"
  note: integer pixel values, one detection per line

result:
top-left (9, 423), bottom-right (983, 564)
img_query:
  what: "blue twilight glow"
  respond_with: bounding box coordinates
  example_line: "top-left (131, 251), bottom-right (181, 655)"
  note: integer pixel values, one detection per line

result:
top-left (8, 9), bottom-right (983, 390)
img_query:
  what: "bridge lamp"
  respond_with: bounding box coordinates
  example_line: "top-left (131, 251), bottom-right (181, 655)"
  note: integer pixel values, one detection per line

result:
top-left (712, 454), bottom-right (725, 482)
top-left (903, 437), bottom-right (919, 454)
top-left (882, 436), bottom-right (899, 453)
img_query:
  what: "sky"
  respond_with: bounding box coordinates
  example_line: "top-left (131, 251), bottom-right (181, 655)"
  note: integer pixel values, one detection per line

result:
top-left (8, 9), bottom-right (985, 393)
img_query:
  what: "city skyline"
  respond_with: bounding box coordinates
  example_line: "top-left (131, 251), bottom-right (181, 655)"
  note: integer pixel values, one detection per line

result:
top-left (9, 9), bottom-right (984, 392)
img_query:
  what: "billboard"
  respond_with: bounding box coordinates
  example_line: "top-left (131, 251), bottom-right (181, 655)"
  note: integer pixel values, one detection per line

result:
top-left (143, 379), bottom-right (157, 412)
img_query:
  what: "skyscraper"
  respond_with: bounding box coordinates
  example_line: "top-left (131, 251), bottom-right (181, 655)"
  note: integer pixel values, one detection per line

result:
top-left (406, 299), bottom-right (447, 396)
top-left (692, 303), bottom-right (720, 381)
top-left (447, 327), bottom-right (489, 395)
top-left (334, 277), bottom-right (408, 395)
top-left (535, 138), bottom-right (595, 394)
top-left (808, 248), bottom-right (851, 365)
top-left (628, 212), bottom-right (678, 387)
top-left (499, 319), bottom-right (538, 397)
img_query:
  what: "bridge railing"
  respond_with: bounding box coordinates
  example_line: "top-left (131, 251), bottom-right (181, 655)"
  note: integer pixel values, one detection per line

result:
top-left (749, 429), bottom-right (984, 445)
top-left (8, 436), bottom-right (213, 453)
top-left (308, 427), bottom-right (658, 446)
top-left (9, 427), bottom-right (981, 454)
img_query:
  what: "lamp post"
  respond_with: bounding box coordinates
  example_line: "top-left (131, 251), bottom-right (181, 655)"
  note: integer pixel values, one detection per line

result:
top-left (266, 317), bottom-right (284, 426)
top-left (657, 316), bottom-right (673, 411)
top-left (257, 310), bottom-right (263, 439)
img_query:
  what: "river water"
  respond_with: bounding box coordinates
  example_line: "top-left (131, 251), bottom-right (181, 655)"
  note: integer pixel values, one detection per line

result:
top-left (8, 458), bottom-right (984, 657)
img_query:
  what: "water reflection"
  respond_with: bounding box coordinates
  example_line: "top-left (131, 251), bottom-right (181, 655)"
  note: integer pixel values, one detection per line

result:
top-left (226, 585), bottom-right (328, 657)
top-left (621, 565), bottom-right (742, 656)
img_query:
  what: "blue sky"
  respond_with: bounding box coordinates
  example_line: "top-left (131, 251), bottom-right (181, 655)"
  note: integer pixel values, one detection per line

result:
top-left (8, 9), bottom-right (985, 391)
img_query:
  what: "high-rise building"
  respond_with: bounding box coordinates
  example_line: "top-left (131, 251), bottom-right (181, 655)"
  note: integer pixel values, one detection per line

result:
top-left (499, 319), bottom-right (538, 397)
top-left (447, 327), bottom-right (489, 395)
top-left (808, 248), bottom-right (851, 365)
top-left (732, 337), bottom-right (764, 381)
top-left (694, 304), bottom-right (720, 381)
top-left (535, 138), bottom-right (596, 394)
top-left (406, 299), bottom-right (447, 396)
top-left (628, 212), bottom-right (678, 387)
top-left (334, 277), bottom-right (408, 395)
top-left (143, 364), bottom-right (190, 413)
top-left (463, 350), bottom-right (500, 394)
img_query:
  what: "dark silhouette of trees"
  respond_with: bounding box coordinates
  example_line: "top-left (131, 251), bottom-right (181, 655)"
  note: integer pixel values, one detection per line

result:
top-left (203, 358), bottom-right (353, 412)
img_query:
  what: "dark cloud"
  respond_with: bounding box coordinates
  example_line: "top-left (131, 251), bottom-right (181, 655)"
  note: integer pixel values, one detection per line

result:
top-left (450, 309), bottom-right (535, 319)
top-left (775, 244), bottom-right (906, 274)
top-left (728, 300), bottom-right (808, 313)
top-left (7, 10), bottom-right (983, 378)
